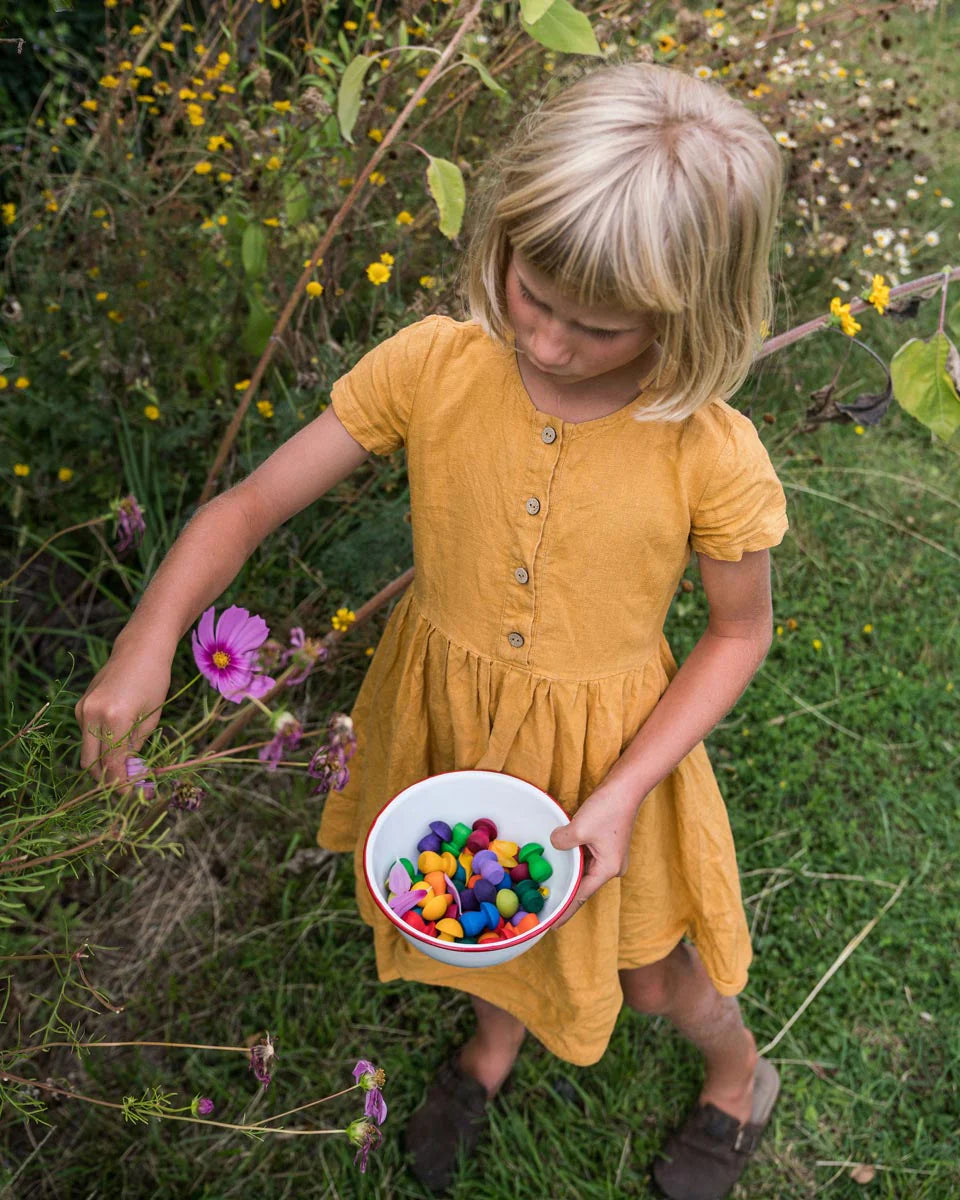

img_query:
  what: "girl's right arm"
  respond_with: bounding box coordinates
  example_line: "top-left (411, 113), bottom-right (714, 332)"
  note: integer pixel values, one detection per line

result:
top-left (76, 405), bottom-right (371, 784)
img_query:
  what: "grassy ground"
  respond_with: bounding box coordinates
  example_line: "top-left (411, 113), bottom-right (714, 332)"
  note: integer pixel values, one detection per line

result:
top-left (3, 2), bottom-right (959, 1197)
top-left (7, 315), bottom-right (958, 1198)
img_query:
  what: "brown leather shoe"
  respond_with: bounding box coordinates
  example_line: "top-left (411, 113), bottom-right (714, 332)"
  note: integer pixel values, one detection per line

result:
top-left (652, 1058), bottom-right (780, 1200)
top-left (403, 1056), bottom-right (490, 1191)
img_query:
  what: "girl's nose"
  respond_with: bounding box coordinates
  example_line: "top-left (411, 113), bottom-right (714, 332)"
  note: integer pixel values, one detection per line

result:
top-left (529, 318), bottom-right (572, 368)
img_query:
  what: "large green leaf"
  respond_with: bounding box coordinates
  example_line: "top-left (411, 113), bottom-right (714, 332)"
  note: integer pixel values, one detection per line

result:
top-left (520, 0), bottom-right (601, 56)
top-left (890, 332), bottom-right (960, 449)
top-left (0, 335), bottom-right (14, 372)
top-left (425, 155), bottom-right (466, 239)
top-left (519, 0), bottom-right (557, 23)
top-left (284, 177), bottom-right (309, 226)
top-left (241, 223), bottom-right (267, 280)
top-left (337, 54), bottom-right (374, 144)
top-left (242, 290), bottom-right (274, 357)
top-left (459, 52), bottom-right (509, 100)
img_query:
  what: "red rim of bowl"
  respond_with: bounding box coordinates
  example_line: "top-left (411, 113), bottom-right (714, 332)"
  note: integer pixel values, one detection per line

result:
top-left (362, 769), bottom-right (584, 954)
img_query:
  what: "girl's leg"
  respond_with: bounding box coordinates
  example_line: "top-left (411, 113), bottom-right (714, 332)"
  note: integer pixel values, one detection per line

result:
top-left (619, 942), bottom-right (758, 1124)
top-left (457, 994), bottom-right (527, 1097)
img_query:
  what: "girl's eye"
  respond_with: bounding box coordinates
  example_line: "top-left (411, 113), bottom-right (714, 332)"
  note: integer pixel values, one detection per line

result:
top-left (519, 284), bottom-right (537, 305)
top-left (588, 328), bottom-right (619, 340)
top-left (518, 279), bottom-right (620, 339)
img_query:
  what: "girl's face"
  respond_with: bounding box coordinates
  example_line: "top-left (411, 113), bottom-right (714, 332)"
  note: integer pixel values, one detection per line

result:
top-left (504, 250), bottom-right (661, 388)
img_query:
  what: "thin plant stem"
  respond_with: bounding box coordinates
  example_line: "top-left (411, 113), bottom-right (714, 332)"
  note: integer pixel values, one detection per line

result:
top-left (0, 517), bottom-right (107, 592)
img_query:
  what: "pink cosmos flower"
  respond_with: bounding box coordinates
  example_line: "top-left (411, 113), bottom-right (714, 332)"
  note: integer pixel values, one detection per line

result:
top-left (353, 1059), bottom-right (388, 1126)
top-left (192, 606), bottom-right (276, 703)
top-left (124, 755), bottom-right (155, 800)
top-left (114, 494), bottom-right (146, 555)
top-left (346, 1118), bottom-right (382, 1173)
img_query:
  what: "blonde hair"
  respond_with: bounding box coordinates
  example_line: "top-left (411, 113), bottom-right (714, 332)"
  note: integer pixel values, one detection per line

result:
top-left (463, 62), bottom-right (783, 421)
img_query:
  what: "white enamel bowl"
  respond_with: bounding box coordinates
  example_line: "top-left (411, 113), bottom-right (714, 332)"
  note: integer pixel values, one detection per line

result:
top-left (363, 770), bottom-right (584, 968)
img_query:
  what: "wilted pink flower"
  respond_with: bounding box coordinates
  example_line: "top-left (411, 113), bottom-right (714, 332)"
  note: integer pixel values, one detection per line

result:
top-left (114, 494), bottom-right (146, 555)
top-left (169, 781), bottom-right (205, 812)
top-left (307, 713), bottom-right (356, 796)
top-left (280, 626), bottom-right (328, 686)
top-left (258, 711), bottom-right (303, 770)
top-left (346, 1117), bottom-right (382, 1173)
top-left (249, 1033), bottom-right (275, 1088)
top-left (192, 606), bottom-right (276, 703)
top-left (124, 755), bottom-right (155, 800)
top-left (353, 1059), bottom-right (387, 1125)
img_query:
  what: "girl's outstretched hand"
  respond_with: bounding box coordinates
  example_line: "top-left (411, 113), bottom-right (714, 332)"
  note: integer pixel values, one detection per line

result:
top-left (75, 639), bottom-right (172, 788)
top-left (548, 786), bottom-right (638, 929)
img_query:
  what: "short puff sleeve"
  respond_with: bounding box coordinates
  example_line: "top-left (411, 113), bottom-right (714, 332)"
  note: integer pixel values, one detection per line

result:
top-left (689, 409), bottom-right (788, 561)
top-left (330, 315), bottom-right (444, 456)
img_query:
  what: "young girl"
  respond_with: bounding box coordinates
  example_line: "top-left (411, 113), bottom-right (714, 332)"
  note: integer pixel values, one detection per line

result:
top-left (77, 63), bottom-right (787, 1200)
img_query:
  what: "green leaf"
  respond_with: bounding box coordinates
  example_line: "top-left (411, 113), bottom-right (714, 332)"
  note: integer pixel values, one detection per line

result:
top-left (0, 335), bottom-right (14, 372)
top-left (520, 0), bottom-right (601, 56)
top-left (459, 52), bottom-right (509, 100)
top-left (947, 297), bottom-right (960, 341)
top-left (519, 0), bottom-right (557, 22)
top-left (241, 223), bottom-right (267, 281)
top-left (242, 290), bottom-right (274, 357)
top-left (890, 332), bottom-right (960, 449)
top-left (284, 177), bottom-right (309, 226)
top-left (425, 155), bottom-right (466, 239)
top-left (337, 54), bottom-right (373, 143)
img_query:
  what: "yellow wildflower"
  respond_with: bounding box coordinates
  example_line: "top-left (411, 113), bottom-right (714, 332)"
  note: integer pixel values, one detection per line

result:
top-left (108, 310), bottom-right (124, 322)
top-left (218, 171), bottom-right (233, 182)
top-left (657, 34), bottom-right (677, 53)
top-left (194, 161), bottom-right (213, 174)
top-left (207, 134), bottom-right (231, 151)
top-left (58, 467), bottom-right (74, 482)
top-left (306, 281), bottom-right (324, 297)
top-left (854, 425), bottom-right (865, 435)
top-left (217, 214), bottom-right (228, 226)
top-left (343, 20), bottom-right (358, 31)
top-left (866, 274), bottom-right (890, 315)
top-left (118, 60), bottom-right (133, 71)
top-left (194, 43), bottom-right (207, 55)
top-left (367, 128), bottom-right (384, 143)
top-left (218, 52), bottom-right (231, 67)
top-left (369, 171), bottom-right (386, 187)
top-left (331, 607), bottom-right (356, 631)
top-left (160, 41), bottom-right (175, 52)
top-left (419, 275), bottom-right (436, 289)
top-left (179, 87), bottom-right (197, 100)
top-left (64, 116), bottom-right (76, 126)
top-left (130, 24), bottom-right (145, 35)
top-left (273, 100), bottom-right (292, 113)
top-left (1, 203), bottom-right (14, 225)
top-left (81, 98), bottom-right (98, 111)
top-left (0, 376), bottom-right (7, 388)
top-left (263, 217), bottom-right (280, 226)
top-left (812, 639), bottom-right (822, 651)
top-left (181, 22), bottom-right (195, 32)
top-left (366, 262), bottom-right (391, 286)
top-left (829, 296), bottom-right (861, 337)
top-left (144, 404), bottom-right (160, 420)
top-left (99, 75), bottom-right (121, 89)
top-left (257, 399), bottom-right (274, 418)
top-left (134, 65), bottom-right (152, 78)
top-left (380, 252), bottom-right (394, 266)
top-left (863, 623), bottom-right (874, 634)
top-left (396, 211), bottom-right (414, 225)
top-left (265, 155), bottom-right (282, 170)
top-left (95, 291), bottom-right (108, 301)
top-left (14, 463), bottom-right (30, 477)
top-left (235, 379), bottom-right (251, 390)
top-left (219, 83), bottom-right (236, 94)
top-left (14, 377), bottom-right (30, 389)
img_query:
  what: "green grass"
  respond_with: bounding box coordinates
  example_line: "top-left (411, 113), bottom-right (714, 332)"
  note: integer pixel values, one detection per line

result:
top-left (5, 327), bottom-right (958, 1199)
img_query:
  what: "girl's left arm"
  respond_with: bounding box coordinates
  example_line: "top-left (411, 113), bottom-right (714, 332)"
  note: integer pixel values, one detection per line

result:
top-left (550, 549), bottom-right (773, 925)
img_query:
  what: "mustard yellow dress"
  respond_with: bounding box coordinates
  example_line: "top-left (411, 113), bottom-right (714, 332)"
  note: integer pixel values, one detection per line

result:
top-left (318, 315), bottom-right (788, 1067)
